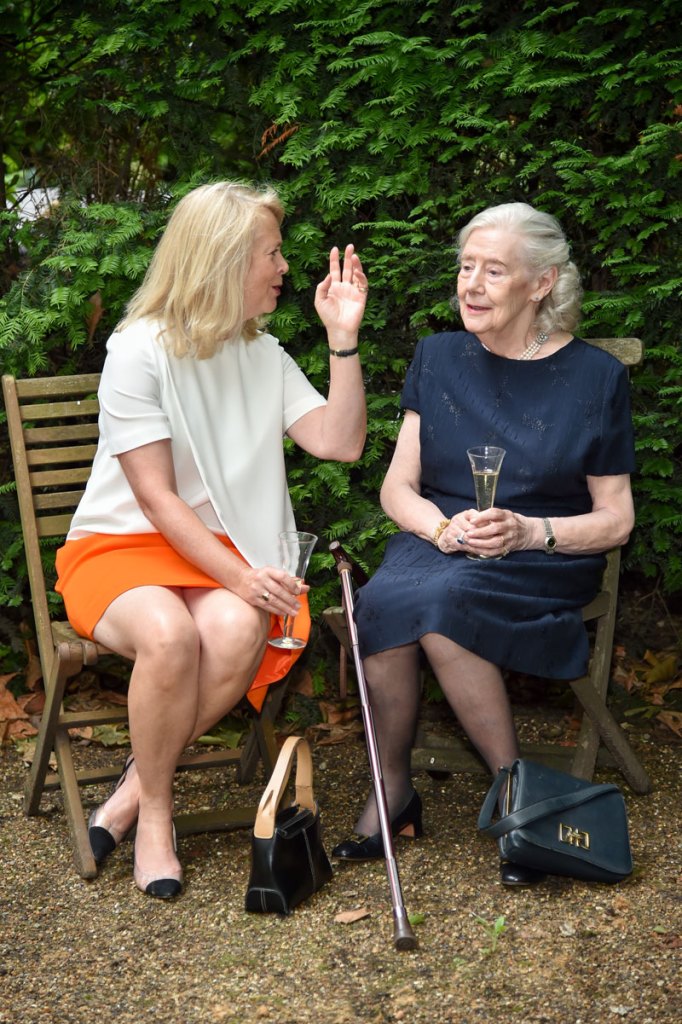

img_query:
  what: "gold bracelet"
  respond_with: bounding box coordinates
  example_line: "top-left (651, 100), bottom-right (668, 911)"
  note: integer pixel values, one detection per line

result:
top-left (432, 518), bottom-right (451, 546)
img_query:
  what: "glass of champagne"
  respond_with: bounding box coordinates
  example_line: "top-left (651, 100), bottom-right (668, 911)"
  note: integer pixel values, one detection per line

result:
top-left (268, 531), bottom-right (318, 649)
top-left (466, 446), bottom-right (506, 560)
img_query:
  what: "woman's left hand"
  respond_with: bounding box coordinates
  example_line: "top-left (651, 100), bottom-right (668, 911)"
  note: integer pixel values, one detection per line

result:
top-left (315, 244), bottom-right (368, 342)
top-left (458, 508), bottom-right (530, 558)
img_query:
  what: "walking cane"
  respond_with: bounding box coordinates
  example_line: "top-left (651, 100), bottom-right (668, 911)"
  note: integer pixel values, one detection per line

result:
top-left (330, 541), bottom-right (418, 951)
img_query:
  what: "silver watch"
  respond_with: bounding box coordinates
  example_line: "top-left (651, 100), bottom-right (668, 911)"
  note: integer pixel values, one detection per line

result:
top-left (543, 517), bottom-right (557, 554)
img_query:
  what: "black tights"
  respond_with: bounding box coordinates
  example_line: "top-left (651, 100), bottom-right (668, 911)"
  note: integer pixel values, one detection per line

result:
top-left (354, 633), bottom-right (520, 836)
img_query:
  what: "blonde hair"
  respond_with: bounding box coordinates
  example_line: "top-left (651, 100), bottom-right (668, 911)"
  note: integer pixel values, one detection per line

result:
top-left (457, 202), bottom-right (583, 334)
top-left (119, 181), bottom-right (285, 358)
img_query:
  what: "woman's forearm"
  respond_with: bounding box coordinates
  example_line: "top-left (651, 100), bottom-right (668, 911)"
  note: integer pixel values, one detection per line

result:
top-left (137, 490), bottom-right (252, 590)
top-left (380, 478), bottom-right (448, 545)
top-left (515, 506), bottom-right (634, 555)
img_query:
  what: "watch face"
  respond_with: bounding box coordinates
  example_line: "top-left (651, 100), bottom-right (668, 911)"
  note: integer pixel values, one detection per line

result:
top-left (543, 518), bottom-right (556, 551)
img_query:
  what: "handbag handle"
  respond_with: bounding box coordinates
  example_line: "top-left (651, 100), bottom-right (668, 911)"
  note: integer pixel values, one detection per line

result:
top-left (253, 736), bottom-right (316, 840)
top-left (478, 764), bottom-right (622, 839)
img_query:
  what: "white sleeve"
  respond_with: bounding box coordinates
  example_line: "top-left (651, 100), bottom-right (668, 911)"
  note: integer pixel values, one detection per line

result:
top-left (280, 347), bottom-right (326, 433)
top-left (98, 326), bottom-right (172, 456)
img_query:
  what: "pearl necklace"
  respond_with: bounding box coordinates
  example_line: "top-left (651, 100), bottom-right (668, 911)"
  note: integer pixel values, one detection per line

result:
top-left (517, 330), bottom-right (550, 360)
top-left (480, 331), bottom-right (550, 360)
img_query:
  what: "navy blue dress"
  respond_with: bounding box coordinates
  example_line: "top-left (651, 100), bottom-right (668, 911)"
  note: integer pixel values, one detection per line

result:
top-left (354, 333), bottom-right (636, 679)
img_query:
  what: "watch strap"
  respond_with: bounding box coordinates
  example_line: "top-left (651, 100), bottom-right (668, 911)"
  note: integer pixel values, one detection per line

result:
top-left (543, 517), bottom-right (557, 553)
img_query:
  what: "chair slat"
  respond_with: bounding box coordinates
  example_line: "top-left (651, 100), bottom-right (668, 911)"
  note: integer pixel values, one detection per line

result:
top-left (36, 514), bottom-right (75, 537)
top-left (29, 466), bottom-right (93, 488)
top-left (33, 490), bottom-right (85, 511)
top-left (12, 374), bottom-right (101, 398)
top-left (585, 337), bottom-right (643, 365)
top-left (27, 445), bottom-right (99, 467)
top-left (24, 423), bottom-right (100, 444)
top-left (20, 398), bottom-right (100, 421)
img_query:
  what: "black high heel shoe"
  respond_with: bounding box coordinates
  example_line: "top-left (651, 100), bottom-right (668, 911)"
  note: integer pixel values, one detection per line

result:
top-left (134, 824), bottom-right (183, 900)
top-left (88, 754), bottom-right (135, 866)
top-left (332, 789), bottom-right (423, 861)
top-left (499, 860), bottom-right (546, 887)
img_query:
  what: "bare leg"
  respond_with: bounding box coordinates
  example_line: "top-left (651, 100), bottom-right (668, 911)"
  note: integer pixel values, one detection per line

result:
top-left (91, 585), bottom-right (270, 889)
top-left (419, 632), bottom-right (520, 773)
top-left (354, 642), bottom-right (422, 836)
top-left (181, 587), bottom-right (269, 740)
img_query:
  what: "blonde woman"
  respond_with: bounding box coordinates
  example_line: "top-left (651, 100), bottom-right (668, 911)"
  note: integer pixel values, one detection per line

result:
top-left (55, 181), bottom-right (367, 899)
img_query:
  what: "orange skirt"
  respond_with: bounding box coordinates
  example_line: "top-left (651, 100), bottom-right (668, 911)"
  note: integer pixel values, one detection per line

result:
top-left (55, 533), bottom-right (310, 711)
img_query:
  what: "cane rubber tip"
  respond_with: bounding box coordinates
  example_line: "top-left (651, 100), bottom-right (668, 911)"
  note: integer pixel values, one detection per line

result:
top-left (395, 934), bottom-right (419, 951)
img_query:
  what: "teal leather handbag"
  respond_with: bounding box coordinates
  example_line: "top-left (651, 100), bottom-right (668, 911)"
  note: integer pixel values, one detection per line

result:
top-left (478, 759), bottom-right (633, 883)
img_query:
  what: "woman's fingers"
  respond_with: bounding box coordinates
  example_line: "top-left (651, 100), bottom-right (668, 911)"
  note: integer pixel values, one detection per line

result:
top-left (248, 570), bottom-right (309, 615)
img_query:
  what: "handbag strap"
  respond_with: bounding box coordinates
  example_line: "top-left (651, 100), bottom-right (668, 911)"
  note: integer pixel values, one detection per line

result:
top-left (253, 735), bottom-right (316, 839)
top-left (478, 765), bottom-right (622, 839)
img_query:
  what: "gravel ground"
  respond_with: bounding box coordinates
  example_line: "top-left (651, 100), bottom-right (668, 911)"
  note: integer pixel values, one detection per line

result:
top-left (0, 716), bottom-right (680, 1024)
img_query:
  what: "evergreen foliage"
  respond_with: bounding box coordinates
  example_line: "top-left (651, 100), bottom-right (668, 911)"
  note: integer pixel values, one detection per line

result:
top-left (1, 1), bottom-right (681, 651)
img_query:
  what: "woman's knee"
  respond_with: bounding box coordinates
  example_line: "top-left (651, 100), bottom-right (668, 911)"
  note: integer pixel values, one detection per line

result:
top-left (135, 607), bottom-right (201, 669)
top-left (196, 599), bottom-right (269, 661)
top-left (95, 589), bottom-right (201, 668)
top-left (364, 643), bottom-right (421, 692)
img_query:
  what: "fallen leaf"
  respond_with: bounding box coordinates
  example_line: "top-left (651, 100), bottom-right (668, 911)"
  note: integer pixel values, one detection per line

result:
top-left (6, 719), bottom-right (38, 740)
top-left (334, 907), bottom-right (370, 924)
top-left (656, 710), bottom-right (682, 738)
top-left (18, 740), bottom-right (57, 770)
top-left (17, 691), bottom-right (45, 715)
top-left (68, 726), bottom-right (94, 741)
top-left (306, 720), bottom-right (364, 745)
top-left (644, 653), bottom-right (678, 685)
top-left (318, 700), bottom-right (360, 726)
top-left (196, 727), bottom-right (244, 749)
top-left (0, 675), bottom-right (35, 742)
top-left (98, 689), bottom-right (129, 707)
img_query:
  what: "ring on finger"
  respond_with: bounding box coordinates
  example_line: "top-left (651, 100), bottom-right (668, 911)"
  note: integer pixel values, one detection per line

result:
top-left (356, 283), bottom-right (369, 293)
top-left (456, 532), bottom-right (467, 545)
top-left (262, 591), bottom-right (271, 601)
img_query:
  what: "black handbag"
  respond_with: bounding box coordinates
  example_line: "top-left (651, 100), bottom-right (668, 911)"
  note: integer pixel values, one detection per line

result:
top-left (478, 758), bottom-right (633, 883)
top-left (245, 735), bottom-right (333, 914)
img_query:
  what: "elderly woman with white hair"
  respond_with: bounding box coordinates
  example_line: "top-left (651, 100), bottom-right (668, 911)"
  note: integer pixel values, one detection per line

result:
top-left (332, 202), bottom-right (635, 886)
top-left (55, 181), bottom-right (368, 899)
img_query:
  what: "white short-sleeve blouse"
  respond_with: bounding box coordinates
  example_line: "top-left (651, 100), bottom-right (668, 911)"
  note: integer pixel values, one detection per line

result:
top-left (67, 319), bottom-right (327, 569)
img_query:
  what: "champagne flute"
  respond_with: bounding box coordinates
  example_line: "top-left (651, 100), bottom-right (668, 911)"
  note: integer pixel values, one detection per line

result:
top-left (466, 446), bottom-right (506, 560)
top-left (268, 531), bottom-right (318, 649)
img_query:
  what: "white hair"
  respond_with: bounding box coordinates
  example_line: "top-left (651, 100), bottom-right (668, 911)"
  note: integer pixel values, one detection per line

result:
top-left (457, 202), bottom-right (583, 333)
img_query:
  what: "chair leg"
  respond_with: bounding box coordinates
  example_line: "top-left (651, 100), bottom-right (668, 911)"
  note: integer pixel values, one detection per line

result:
top-left (569, 675), bottom-right (651, 793)
top-left (23, 646), bottom-right (79, 815)
top-left (54, 727), bottom-right (98, 879)
top-left (237, 680), bottom-right (287, 784)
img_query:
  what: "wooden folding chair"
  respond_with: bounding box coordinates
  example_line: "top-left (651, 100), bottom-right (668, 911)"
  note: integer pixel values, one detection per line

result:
top-left (2, 372), bottom-right (288, 879)
top-left (323, 338), bottom-right (651, 795)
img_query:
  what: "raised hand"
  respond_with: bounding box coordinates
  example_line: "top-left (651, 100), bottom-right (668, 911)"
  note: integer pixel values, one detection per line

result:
top-left (314, 243), bottom-right (368, 344)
